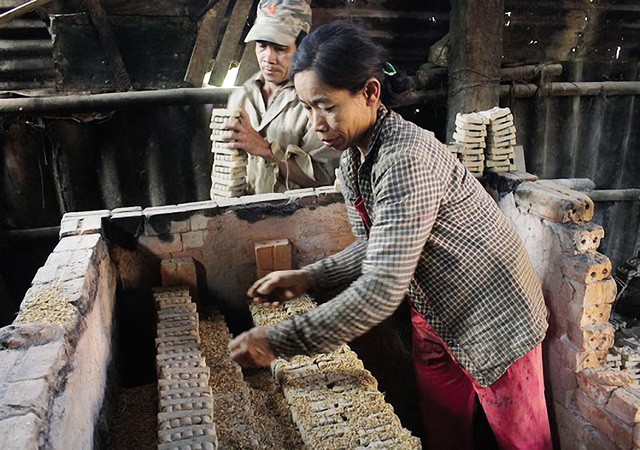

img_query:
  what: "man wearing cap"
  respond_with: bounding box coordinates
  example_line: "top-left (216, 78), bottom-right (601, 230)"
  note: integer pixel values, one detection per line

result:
top-left (214, 0), bottom-right (339, 195)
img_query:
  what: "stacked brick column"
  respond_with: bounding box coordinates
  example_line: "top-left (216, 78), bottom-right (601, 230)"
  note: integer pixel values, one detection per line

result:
top-left (494, 176), bottom-right (640, 449)
top-left (154, 287), bottom-right (218, 450)
top-left (209, 108), bottom-right (247, 199)
top-left (250, 296), bottom-right (421, 449)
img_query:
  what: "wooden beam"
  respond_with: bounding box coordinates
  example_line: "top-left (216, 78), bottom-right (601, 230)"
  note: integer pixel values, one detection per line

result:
top-left (499, 81), bottom-right (640, 98)
top-left (184, 7), bottom-right (222, 87)
top-left (0, 0), bottom-right (53, 28)
top-left (208, 0), bottom-right (254, 87)
top-left (446, 0), bottom-right (504, 142)
top-left (0, 87), bottom-right (237, 113)
top-left (85, 0), bottom-right (132, 91)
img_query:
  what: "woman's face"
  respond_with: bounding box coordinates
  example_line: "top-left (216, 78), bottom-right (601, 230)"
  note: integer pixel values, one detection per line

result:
top-left (255, 41), bottom-right (296, 86)
top-left (295, 70), bottom-right (377, 151)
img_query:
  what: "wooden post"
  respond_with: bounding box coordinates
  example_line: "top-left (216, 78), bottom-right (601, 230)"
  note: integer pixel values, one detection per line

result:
top-left (208, 0), bottom-right (254, 87)
top-left (184, 2), bottom-right (230, 86)
top-left (446, 0), bottom-right (504, 142)
top-left (85, 0), bottom-right (132, 91)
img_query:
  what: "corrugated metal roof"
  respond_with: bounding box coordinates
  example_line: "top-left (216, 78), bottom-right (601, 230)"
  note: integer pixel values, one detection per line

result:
top-left (0, 1), bottom-right (54, 91)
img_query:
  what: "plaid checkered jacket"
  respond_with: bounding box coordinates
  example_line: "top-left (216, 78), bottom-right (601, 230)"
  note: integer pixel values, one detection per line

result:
top-left (270, 106), bottom-right (548, 386)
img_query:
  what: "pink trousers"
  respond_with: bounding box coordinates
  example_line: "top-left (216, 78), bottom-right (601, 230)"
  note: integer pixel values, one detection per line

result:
top-left (411, 306), bottom-right (552, 449)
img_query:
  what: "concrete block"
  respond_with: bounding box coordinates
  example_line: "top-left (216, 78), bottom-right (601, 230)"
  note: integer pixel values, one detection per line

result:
top-left (575, 390), bottom-right (633, 449)
top-left (515, 181), bottom-right (594, 223)
top-left (0, 413), bottom-right (43, 449)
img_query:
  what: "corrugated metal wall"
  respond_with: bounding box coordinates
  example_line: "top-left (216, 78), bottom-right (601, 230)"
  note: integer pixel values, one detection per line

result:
top-left (0, 0), bottom-right (639, 266)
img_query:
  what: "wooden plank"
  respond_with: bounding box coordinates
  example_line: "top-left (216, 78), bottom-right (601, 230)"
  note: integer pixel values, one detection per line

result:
top-left (85, 0), bottom-right (131, 91)
top-left (0, 0), bottom-right (52, 27)
top-left (208, 0), bottom-right (254, 87)
top-left (184, 5), bottom-right (225, 87)
top-left (234, 41), bottom-right (258, 85)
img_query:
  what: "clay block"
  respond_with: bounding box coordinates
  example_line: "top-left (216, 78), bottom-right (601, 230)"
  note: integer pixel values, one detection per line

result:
top-left (567, 323), bottom-right (615, 353)
top-left (561, 253), bottom-right (613, 285)
top-left (515, 181), bottom-right (594, 223)
top-left (577, 369), bottom-right (628, 405)
top-left (273, 239), bottom-right (292, 270)
top-left (549, 221), bottom-right (605, 254)
top-left (576, 390), bottom-right (634, 449)
top-left (254, 241), bottom-right (274, 272)
top-left (161, 258), bottom-right (198, 298)
top-left (160, 386), bottom-right (213, 401)
top-left (158, 304), bottom-right (198, 316)
top-left (605, 386), bottom-right (640, 424)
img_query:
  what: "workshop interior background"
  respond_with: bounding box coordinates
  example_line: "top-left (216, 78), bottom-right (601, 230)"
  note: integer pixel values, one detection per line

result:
top-left (0, 1), bottom-right (639, 448)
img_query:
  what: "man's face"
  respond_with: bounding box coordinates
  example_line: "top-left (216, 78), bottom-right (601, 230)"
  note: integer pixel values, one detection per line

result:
top-left (255, 41), bottom-right (297, 86)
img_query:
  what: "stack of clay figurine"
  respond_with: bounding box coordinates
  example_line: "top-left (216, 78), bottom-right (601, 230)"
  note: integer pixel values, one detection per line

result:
top-left (478, 106), bottom-right (517, 173)
top-left (209, 108), bottom-right (247, 198)
top-left (250, 296), bottom-right (421, 449)
top-left (154, 287), bottom-right (218, 450)
top-left (452, 112), bottom-right (487, 178)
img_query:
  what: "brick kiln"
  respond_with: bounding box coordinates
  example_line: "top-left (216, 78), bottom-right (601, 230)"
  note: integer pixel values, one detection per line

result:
top-left (0, 173), bottom-right (636, 449)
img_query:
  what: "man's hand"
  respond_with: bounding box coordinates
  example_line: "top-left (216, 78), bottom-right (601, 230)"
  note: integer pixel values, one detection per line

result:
top-left (223, 108), bottom-right (275, 161)
top-left (248, 269), bottom-right (313, 307)
top-left (229, 326), bottom-right (275, 368)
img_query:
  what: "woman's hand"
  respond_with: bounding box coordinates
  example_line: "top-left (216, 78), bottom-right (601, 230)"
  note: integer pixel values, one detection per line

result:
top-left (248, 269), bottom-right (313, 306)
top-left (224, 108), bottom-right (275, 162)
top-left (229, 326), bottom-right (275, 368)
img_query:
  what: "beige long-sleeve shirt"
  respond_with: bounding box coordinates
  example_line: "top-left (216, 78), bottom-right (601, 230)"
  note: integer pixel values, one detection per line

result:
top-left (226, 72), bottom-right (340, 194)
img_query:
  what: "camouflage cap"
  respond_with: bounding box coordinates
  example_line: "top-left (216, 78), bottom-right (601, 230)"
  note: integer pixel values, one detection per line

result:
top-left (244, 0), bottom-right (312, 47)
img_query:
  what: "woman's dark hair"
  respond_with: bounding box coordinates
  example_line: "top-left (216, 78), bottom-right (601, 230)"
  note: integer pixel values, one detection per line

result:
top-left (291, 21), bottom-right (409, 106)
